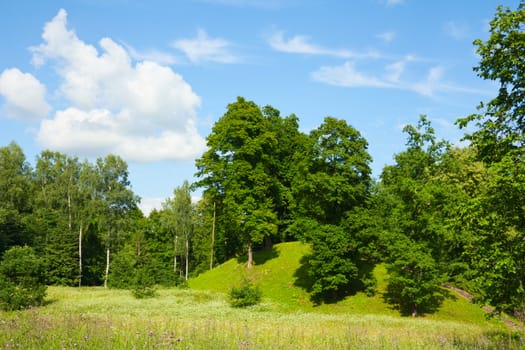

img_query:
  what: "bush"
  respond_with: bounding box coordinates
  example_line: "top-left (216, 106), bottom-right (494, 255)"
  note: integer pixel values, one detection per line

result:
top-left (0, 246), bottom-right (47, 311)
top-left (229, 281), bottom-right (262, 308)
top-left (131, 266), bottom-right (157, 299)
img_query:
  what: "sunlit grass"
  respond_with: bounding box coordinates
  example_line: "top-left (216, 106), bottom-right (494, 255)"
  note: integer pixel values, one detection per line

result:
top-left (0, 286), bottom-right (522, 349)
top-left (1, 242), bottom-right (523, 349)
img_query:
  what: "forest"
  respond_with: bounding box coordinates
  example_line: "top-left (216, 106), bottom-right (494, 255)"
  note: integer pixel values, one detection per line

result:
top-left (1, 2), bottom-right (525, 321)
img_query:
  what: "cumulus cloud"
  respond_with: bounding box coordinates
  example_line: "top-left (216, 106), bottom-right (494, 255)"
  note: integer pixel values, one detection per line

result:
top-left (268, 31), bottom-right (379, 59)
top-left (0, 68), bottom-right (50, 120)
top-left (172, 29), bottom-right (239, 64)
top-left (30, 9), bottom-right (205, 162)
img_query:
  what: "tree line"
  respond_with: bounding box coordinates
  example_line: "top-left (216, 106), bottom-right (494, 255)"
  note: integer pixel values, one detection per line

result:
top-left (1, 2), bottom-right (525, 317)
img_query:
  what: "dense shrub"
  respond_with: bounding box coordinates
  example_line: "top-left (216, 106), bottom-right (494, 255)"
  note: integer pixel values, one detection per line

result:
top-left (229, 281), bottom-right (262, 308)
top-left (131, 266), bottom-right (157, 299)
top-left (0, 246), bottom-right (47, 310)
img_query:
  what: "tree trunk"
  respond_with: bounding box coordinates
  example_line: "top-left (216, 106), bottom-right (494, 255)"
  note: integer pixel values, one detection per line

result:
top-left (210, 201), bottom-right (216, 270)
top-left (247, 241), bottom-right (253, 269)
top-left (78, 225), bottom-right (82, 288)
top-left (185, 237), bottom-right (189, 281)
top-left (412, 304), bottom-right (418, 317)
top-left (174, 235), bottom-right (178, 277)
top-left (104, 247), bottom-right (110, 288)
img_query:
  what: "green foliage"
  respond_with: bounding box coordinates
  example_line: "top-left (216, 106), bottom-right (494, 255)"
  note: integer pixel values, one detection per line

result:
top-left (108, 246), bottom-right (135, 289)
top-left (228, 279), bottom-right (262, 307)
top-left (0, 246), bottom-right (47, 310)
top-left (0, 142), bottom-right (34, 255)
top-left (385, 241), bottom-right (446, 316)
top-left (457, 2), bottom-right (525, 162)
top-left (131, 266), bottom-right (157, 299)
top-left (293, 117), bottom-right (372, 226)
top-left (304, 224), bottom-right (359, 302)
top-left (194, 97), bottom-right (280, 266)
top-left (454, 2), bottom-right (525, 315)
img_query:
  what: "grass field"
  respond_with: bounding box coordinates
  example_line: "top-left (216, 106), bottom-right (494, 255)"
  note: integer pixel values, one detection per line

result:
top-left (1, 242), bottom-right (523, 349)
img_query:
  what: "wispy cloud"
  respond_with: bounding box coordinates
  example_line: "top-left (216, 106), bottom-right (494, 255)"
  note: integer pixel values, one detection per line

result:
top-left (122, 42), bottom-right (179, 65)
top-left (267, 31), bottom-right (380, 59)
top-left (312, 58), bottom-right (491, 98)
top-left (194, 0), bottom-right (297, 9)
top-left (311, 62), bottom-right (393, 88)
top-left (172, 29), bottom-right (240, 64)
top-left (382, 0), bottom-right (404, 6)
top-left (444, 20), bottom-right (470, 40)
top-left (376, 31), bottom-right (396, 43)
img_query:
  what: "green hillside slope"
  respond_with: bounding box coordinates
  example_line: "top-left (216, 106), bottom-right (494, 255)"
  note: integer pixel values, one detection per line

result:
top-left (190, 241), bottom-right (509, 326)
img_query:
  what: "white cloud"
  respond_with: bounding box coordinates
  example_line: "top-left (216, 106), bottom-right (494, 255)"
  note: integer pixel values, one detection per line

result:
top-left (172, 29), bottom-right (239, 64)
top-left (123, 43), bottom-right (178, 66)
top-left (268, 31), bottom-right (379, 59)
top-left (411, 66), bottom-right (444, 96)
top-left (376, 31), bottom-right (396, 43)
top-left (195, 0), bottom-right (296, 9)
top-left (384, 0), bottom-right (404, 6)
top-left (0, 68), bottom-right (50, 120)
top-left (312, 59), bottom-right (489, 98)
top-left (139, 197), bottom-right (165, 216)
top-left (30, 9), bottom-right (205, 162)
top-left (444, 21), bottom-right (469, 40)
top-left (311, 62), bottom-right (393, 88)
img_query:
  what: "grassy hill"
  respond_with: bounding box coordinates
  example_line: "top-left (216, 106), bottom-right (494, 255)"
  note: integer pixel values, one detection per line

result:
top-left (190, 241), bottom-right (509, 324)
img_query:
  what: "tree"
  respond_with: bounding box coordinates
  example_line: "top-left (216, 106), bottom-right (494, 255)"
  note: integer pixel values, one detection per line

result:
top-left (0, 246), bottom-right (47, 310)
top-left (195, 97), bottom-right (278, 268)
top-left (0, 142), bottom-right (33, 255)
top-left (378, 116), bottom-right (452, 315)
top-left (96, 155), bottom-right (138, 287)
top-left (162, 181), bottom-right (193, 281)
top-left (291, 117), bottom-right (373, 301)
top-left (292, 117), bottom-right (372, 226)
top-left (455, 1), bottom-right (525, 315)
top-left (457, 2), bottom-right (525, 162)
top-left (33, 151), bottom-right (80, 285)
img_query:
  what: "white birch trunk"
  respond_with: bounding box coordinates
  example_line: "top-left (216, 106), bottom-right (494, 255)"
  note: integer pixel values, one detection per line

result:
top-left (185, 237), bottom-right (189, 281)
top-left (210, 201), bottom-right (216, 270)
top-left (247, 241), bottom-right (253, 269)
top-left (78, 225), bottom-right (82, 287)
top-left (104, 247), bottom-right (110, 288)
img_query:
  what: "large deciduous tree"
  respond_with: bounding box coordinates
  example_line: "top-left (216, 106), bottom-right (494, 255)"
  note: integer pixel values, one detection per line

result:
top-left (0, 142), bottom-right (33, 255)
top-left (457, 2), bottom-right (525, 162)
top-left (195, 97), bottom-right (278, 268)
top-left (379, 116), bottom-right (451, 315)
top-left (456, 1), bottom-right (525, 316)
top-left (292, 117), bottom-right (373, 301)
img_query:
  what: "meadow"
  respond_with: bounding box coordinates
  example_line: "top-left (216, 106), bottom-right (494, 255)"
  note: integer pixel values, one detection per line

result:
top-left (1, 242), bottom-right (523, 349)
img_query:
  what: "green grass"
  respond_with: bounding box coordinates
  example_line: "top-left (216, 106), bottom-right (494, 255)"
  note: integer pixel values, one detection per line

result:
top-left (0, 286), bottom-right (522, 349)
top-left (190, 242), bottom-right (511, 323)
top-left (0, 241), bottom-right (523, 349)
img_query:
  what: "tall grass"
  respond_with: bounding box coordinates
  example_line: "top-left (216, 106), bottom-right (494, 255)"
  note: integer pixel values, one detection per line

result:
top-left (0, 286), bottom-right (522, 349)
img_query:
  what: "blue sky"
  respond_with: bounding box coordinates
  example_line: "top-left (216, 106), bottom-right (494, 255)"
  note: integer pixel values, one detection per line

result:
top-left (0, 0), bottom-right (519, 214)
